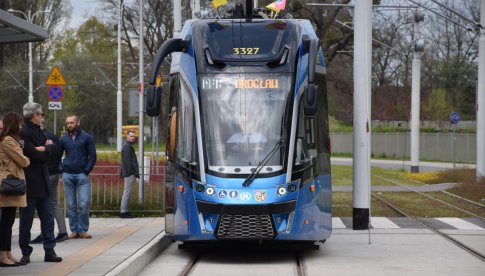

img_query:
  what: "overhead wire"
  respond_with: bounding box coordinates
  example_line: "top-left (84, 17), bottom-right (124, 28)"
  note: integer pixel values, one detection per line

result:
top-left (428, 0), bottom-right (478, 27)
top-left (407, 0), bottom-right (477, 33)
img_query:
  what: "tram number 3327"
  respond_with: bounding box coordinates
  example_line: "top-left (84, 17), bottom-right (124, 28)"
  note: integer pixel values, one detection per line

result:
top-left (233, 47), bottom-right (260, 55)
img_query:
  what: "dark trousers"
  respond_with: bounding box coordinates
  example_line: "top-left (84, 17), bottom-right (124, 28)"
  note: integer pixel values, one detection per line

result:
top-left (19, 197), bottom-right (56, 256)
top-left (0, 207), bottom-right (16, 251)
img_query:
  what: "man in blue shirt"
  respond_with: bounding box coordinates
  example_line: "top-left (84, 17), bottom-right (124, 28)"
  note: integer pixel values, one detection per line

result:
top-left (59, 115), bottom-right (96, 239)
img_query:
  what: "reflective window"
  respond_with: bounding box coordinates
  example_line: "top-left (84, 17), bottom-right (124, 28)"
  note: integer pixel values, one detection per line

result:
top-left (199, 73), bottom-right (292, 174)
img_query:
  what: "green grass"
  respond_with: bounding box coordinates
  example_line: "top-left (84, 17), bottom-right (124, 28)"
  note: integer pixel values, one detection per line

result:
top-left (331, 165), bottom-right (420, 186)
top-left (332, 167), bottom-right (485, 217)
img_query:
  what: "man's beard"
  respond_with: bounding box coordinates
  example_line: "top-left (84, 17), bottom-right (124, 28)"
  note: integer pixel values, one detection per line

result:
top-left (68, 127), bottom-right (77, 134)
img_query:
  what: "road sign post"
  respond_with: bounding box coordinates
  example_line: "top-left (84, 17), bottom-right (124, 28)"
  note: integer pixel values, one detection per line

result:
top-left (45, 66), bottom-right (66, 135)
top-left (450, 112), bottom-right (460, 171)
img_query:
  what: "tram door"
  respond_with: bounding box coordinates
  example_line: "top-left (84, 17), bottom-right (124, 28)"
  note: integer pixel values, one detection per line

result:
top-left (164, 75), bottom-right (179, 234)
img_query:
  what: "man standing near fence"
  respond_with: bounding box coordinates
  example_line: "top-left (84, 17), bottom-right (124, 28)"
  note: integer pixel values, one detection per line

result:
top-left (59, 115), bottom-right (96, 239)
top-left (119, 130), bottom-right (139, 218)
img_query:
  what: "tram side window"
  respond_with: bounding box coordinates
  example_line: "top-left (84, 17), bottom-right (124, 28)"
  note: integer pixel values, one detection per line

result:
top-left (176, 79), bottom-right (198, 164)
top-left (294, 98), bottom-right (315, 165)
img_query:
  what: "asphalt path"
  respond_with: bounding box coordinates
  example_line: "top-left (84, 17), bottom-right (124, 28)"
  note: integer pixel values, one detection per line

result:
top-left (331, 157), bottom-right (476, 172)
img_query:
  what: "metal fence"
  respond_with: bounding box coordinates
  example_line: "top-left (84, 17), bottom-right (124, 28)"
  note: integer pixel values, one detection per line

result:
top-left (58, 164), bottom-right (166, 214)
top-left (331, 132), bottom-right (477, 163)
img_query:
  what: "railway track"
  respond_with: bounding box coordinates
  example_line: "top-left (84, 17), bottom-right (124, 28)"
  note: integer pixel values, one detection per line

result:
top-left (372, 192), bottom-right (485, 262)
top-left (373, 174), bottom-right (485, 219)
top-left (177, 250), bottom-right (307, 276)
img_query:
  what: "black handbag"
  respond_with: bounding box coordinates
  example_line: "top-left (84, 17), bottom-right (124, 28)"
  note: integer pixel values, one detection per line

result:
top-left (0, 177), bottom-right (26, 195)
top-left (0, 158), bottom-right (26, 195)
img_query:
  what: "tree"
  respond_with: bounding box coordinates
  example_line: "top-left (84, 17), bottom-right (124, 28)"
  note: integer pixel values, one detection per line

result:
top-left (423, 88), bottom-right (453, 129)
top-left (0, 0), bottom-right (70, 116)
top-left (51, 18), bottom-right (119, 142)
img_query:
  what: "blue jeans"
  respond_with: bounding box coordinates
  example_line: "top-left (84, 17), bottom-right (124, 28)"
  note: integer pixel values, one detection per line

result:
top-left (63, 172), bottom-right (91, 233)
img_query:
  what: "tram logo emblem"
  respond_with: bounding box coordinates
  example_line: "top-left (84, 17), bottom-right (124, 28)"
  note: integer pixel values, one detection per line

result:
top-left (218, 190), bottom-right (227, 198)
top-left (254, 190), bottom-right (266, 202)
top-left (240, 192), bottom-right (251, 201)
top-left (229, 190), bottom-right (238, 198)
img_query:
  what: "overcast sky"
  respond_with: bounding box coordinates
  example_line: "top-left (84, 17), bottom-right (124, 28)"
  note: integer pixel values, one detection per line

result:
top-left (68, 0), bottom-right (102, 28)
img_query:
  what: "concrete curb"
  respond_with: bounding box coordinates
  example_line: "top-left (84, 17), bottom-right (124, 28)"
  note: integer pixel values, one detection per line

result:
top-left (105, 231), bottom-right (173, 276)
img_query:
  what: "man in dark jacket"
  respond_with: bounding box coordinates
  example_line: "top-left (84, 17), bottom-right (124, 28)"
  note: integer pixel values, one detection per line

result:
top-left (30, 122), bottom-right (69, 244)
top-left (19, 102), bottom-right (62, 264)
top-left (59, 115), bottom-right (96, 239)
top-left (119, 130), bottom-right (139, 218)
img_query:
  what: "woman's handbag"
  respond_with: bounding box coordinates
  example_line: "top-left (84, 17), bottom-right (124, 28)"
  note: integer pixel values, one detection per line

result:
top-left (0, 159), bottom-right (26, 195)
top-left (0, 177), bottom-right (26, 195)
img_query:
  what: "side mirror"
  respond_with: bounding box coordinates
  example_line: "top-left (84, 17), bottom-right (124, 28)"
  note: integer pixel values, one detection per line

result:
top-left (304, 83), bottom-right (318, 116)
top-left (146, 86), bottom-right (162, 117)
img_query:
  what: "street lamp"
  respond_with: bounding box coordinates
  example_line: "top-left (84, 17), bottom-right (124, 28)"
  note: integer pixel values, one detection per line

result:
top-left (8, 8), bottom-right (51, 103)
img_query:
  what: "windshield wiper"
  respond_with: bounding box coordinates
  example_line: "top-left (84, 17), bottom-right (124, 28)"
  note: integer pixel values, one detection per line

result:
top-left (242, 139), bottom-right (284, 187)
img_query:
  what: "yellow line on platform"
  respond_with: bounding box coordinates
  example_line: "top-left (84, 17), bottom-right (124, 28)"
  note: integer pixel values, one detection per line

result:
top-left (37, 225), bottom-right (141, 276)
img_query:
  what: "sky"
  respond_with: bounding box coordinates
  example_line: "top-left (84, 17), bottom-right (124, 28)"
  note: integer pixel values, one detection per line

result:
top-left (68, 0), bottom-right (103, 28)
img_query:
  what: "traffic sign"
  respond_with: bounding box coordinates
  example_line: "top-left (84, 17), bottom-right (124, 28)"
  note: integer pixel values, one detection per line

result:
top-left (450, 112), bottom-right (460, 124)
top-left (45, 66), bottom-right (67, 86)
top-left (47, 86), bottom-right (63, 101)
top-left (48, 101), bottom-right (62, 110)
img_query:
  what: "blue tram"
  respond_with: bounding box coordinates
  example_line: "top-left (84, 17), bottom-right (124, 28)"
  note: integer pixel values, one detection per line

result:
top-left (146, 2), bottom-right (331, 244)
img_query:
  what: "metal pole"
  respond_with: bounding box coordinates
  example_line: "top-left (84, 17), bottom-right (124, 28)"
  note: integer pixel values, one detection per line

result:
top-left (53, 110), bottom-right (57, 135)
top-left (452, 124), bottom-right (456, 171)
top-left (28, 41), bottom-right (33, 103)
top-left (477, 0), bottom-right (485, 180)
top-left (139, 0), bottom-right (145, 204)
top-left (410, 7), bottom-right (423, 173)
top-left (192, 0), bottom-right (200, 19)
top-left (174, 0), bottom-right (182, 37)
top-left (352, 0), bottom-right (372, 230)
top-left (410, 57), bottom-right (421, 173)
top-left (27, 10), bottom-right (33, 103)
top-left (117, 0), bottom-right (123, 152)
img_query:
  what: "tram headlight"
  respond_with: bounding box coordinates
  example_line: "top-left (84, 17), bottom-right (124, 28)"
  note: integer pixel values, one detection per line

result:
top-left (206, 187), bottom-right (215, 196)
top-left (277, 187), bottom-right (287, 196)
top-left (288, 184), bottom-right (297, 192)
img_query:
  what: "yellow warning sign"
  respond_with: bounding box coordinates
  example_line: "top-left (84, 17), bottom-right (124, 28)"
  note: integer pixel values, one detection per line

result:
top-left (45, 66), bottom-right (67, 86)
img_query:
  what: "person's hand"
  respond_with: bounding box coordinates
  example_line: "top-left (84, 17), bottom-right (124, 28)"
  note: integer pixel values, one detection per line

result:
top-left (35, 146), bottom-right (46, 152)
top-left (45, 139), bottom-right (53, 145)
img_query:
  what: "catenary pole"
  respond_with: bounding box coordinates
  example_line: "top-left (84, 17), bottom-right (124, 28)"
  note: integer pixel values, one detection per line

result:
top-left (410, 6), bottom-right (423, 173)
top-left (138, 0), bottom-right (145, 203)
top-left (192, 0), bottom-right (200, 18)
top-left (117, 0), bottom-right (123, 152)
top-left (352, 0), bottom-right (372, 230)
top-left (477, 0), bottom-right (485, 180)
top-left (174, 0), bottom-right (182, 37)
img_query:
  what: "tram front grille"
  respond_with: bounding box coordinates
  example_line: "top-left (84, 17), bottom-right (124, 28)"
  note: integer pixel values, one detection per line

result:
top-left (216, 214), bottom-right (276, 239)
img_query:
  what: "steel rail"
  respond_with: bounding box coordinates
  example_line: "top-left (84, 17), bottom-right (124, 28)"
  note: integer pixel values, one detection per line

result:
top-left (372, 193), bottom-right (485, 262)
top-left (440, 190), bottom-right (485, 209)
top-left (295, 252), bottom-right (307, 276)
top-left (373, 174), bottom-right (484, 220)
top-left (178, 254), bottom-right (200, 276)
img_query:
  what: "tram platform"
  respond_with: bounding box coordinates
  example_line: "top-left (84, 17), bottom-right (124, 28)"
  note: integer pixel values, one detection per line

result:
top-left (0, 217), bottom-right (168, 276)
top-left (1, 217), bottom-right (483, 275)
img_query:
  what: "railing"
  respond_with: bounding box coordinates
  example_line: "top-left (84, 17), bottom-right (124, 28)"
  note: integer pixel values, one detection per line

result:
top-left (58, 164), bottom-right (166, 215)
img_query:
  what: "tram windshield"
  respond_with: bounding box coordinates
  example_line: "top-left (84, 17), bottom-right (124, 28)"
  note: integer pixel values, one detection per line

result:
top-left (199, 73), bottom-right (292, 175)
